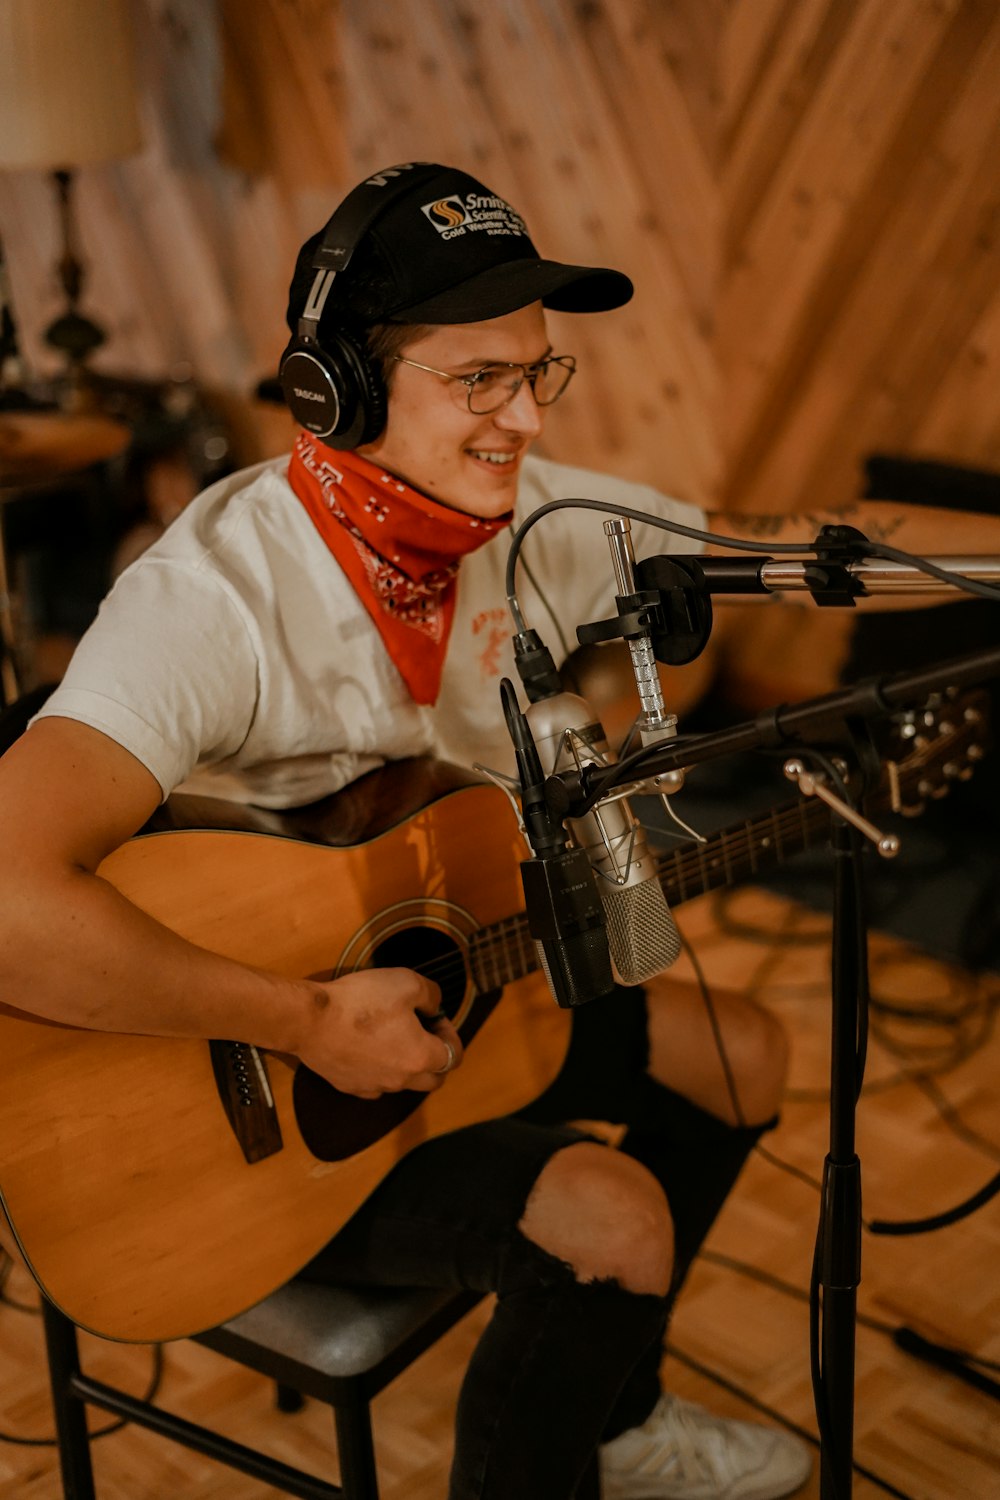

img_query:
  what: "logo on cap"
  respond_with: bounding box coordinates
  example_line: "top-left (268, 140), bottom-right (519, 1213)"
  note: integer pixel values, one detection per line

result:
top-left (422, 196), bottom-right (469, 233)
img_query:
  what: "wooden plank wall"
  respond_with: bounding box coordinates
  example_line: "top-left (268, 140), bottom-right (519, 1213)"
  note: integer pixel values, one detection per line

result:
top-left (2, 0), bottom-right (1000, 515)
top-left (723, 0), bottom-right (1000, 512)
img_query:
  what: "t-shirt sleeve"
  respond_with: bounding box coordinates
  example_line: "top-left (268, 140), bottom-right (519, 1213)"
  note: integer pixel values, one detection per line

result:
top-left (33, 559), bottom-right (259, 798)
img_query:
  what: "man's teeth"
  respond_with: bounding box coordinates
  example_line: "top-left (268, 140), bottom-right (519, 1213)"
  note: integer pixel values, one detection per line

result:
top-left (469, 450), bottom-right (514, 464)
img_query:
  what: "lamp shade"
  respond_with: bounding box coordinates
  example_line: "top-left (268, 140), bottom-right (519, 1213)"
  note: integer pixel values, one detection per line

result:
top-left (0, 0), bottom-right (142, 170)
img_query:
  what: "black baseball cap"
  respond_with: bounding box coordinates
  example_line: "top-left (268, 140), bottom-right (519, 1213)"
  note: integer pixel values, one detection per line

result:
top-left (286, 163), bottom-right (633, 331)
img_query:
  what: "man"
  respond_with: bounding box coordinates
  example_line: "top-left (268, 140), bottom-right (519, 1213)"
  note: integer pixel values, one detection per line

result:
top-left (0, 163), bottom-right (994, 1499)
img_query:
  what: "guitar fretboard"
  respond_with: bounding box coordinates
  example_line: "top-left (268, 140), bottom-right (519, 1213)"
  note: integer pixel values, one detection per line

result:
top-left (442, 694), bottom-right (985, 996)
top-left (469, 792), bottom-right (829, 990)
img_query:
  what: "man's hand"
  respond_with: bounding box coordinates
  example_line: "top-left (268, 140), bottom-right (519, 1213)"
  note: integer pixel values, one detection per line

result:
top-left (297, 967), bottom-right (464, 1099)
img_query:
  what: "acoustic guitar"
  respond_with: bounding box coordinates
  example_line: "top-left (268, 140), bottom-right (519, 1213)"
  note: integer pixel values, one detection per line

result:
top-left (0, 693), bottom-right (987, 1343)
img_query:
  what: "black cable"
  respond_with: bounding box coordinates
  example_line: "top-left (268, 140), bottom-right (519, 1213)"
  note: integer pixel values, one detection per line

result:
top-left (503, 495), bottom-right (1000, 632)
top-left (809, 1239), bottom-right (838, 1486)
top-left (670, 862), bottom-right (996, 1486)
top-left (710, 887), bottom-right (831, 948)
top-left (0, 1247), bottom-right (37, 1313)
top-left (504, 496), bottom-right (826, 616)
top-left (754, 1140), bottom-right (825, 1194)
top-left (868, 991), bottom-right (986, 1025)
top-left (704, 877), bottom-right (999, 1158)
top-left (868, 1014), bottom-right (995, 1072)
top-left (682, 860), bottom-right (1000, 1224)
top-left (699, 1246), bottom-right (1000, 1379)
top-left (891, 1328), bottom-right (1000, 1396)
top-left (697, 1248), bottom-right (896, 1337)
top-left (868, 1169), bottom-right (1000, 1236)
top-left (909, 1072), bottom-right (1000, 1164)
top-left (515, 534), bottom-right (573, 658)
top-left (858, 537), bottom-right (1000, 605)
top-left (665, 1341), bottom-right (919, 1500)
top-left (664, 1340), bottom-right (819, 1452)
top-left (753, 1112), bottom-right (1000, 1238)
top-left (0, 1248), bottom-right (166, 1445)
top-left (684, 839), bottom-right (857, 1500)
top-left (0, 1343), bottom-right (165, 1446)
top-left (670, 812), bottom-right (999, 1479)
top-left (676, 927), bottom-right (747, 1128)
top-left (504, 495), bottom-right (1000, 612)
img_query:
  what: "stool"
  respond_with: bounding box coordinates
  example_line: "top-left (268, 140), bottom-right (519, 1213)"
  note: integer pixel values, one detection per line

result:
top-left (42, 1281), bottom-right (483, 1499)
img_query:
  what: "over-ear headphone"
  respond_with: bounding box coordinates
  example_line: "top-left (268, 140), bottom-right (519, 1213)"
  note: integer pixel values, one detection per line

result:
top-left (279, 162), bottom-right (444, 449)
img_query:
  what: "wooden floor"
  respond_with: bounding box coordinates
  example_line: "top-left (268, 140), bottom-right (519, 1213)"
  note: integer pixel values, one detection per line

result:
top-left (1, 885), bottom-right (998, 1499)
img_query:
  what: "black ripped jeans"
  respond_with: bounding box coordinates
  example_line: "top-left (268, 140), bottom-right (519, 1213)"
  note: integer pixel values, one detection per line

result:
top-left (301, 988), bottom-right (772, 1500)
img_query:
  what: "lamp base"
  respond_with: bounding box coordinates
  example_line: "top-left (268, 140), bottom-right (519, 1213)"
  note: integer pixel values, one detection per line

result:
top-left (44, 308), bottom-right (106, 365)
top-left (45, 170), bottom-right (107, 371)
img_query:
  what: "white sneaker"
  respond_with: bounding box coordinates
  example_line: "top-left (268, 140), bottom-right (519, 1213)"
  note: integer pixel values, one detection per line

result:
top-left (599, 1394), bottom-right (812, 1499)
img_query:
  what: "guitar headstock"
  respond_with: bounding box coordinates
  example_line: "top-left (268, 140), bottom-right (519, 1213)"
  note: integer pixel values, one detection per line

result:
top-left (880, 689), bottom-right (992, 817)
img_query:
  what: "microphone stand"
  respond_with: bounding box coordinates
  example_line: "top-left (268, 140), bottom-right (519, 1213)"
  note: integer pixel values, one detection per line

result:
top-left (552, 525), bottom-right (1000, 1500)
top-left (558, 643), bottom-right (999, 1498)
top-left (820, 805), bottom-right (865, 1499)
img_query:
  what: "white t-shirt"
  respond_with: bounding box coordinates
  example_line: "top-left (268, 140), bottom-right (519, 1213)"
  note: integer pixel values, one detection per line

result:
top-left (37, 451), bottom-right (706, 806)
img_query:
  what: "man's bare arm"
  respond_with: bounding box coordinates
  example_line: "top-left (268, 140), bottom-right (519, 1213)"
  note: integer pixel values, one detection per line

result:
top-left (0, 717), bottom-right (460, 1097)
top-left (705, 498), bottom-right (1000, 550)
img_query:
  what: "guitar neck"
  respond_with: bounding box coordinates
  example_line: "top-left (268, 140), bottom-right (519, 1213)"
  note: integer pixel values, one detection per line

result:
top-left (654, 792), bottom-right (832, 907)
top-left (470, 788), bottom-right (838, 991)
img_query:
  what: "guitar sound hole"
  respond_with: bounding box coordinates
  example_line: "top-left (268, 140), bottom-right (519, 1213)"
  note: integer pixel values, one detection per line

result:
top-left (292, 924), bottom-right (478, 1162)
top-left (369, 926), bottom-right (467, 1020)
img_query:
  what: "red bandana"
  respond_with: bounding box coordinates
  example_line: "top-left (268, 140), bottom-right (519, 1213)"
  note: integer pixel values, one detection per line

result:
top-left (287, 432), bottom-right (511, 704)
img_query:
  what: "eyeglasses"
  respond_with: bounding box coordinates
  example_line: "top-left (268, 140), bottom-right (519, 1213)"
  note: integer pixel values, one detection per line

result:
top-left (392, 353), bottom-right (577, 414)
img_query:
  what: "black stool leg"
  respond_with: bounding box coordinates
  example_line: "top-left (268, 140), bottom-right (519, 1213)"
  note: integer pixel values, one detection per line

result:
top-left (333, 1387), bottom-right (380, 1500)
top-left (40, 1298), bottom-right (98, 1500)
top-left (276, 1381), bottom-right (307, 1413)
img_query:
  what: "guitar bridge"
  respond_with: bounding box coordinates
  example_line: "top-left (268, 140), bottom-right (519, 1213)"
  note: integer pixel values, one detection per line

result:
top-left (209, 1040), bottom-right (283, 1164)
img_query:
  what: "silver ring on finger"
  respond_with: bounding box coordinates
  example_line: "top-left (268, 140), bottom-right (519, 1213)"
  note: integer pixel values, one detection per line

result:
top-left (432, 1039), bottom-right (456, 1075)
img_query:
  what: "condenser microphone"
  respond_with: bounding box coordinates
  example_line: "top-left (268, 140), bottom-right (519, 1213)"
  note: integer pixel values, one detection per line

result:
top-left (501, 680), bottom-right (615, 1009)
top-left (525, 689), bottom-right (682, 985)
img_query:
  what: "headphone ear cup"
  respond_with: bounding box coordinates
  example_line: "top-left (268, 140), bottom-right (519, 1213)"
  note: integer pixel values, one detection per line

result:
top-left (279, 330), bottom-right (386, 450)
top-left (321, 328), bottom-right (387, 450)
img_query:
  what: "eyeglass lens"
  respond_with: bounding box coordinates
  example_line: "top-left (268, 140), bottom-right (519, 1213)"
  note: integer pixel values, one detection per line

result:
top-left (467, 358), bottom-right (574, 413)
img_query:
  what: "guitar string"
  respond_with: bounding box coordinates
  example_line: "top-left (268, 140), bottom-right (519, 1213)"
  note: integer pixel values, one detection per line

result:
top-left (455, 731), bottom-right (961, 987)
top-left (390, 724), bottom-right (961, 993)
top-left (396, 797), bottom-right (829, 992)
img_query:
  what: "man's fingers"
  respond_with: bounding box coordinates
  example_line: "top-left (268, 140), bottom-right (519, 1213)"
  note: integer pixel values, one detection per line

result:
top-left (419, 1016), bottom-right (464, 1083)
top-left (413, 988), bottom-right (463, 1075)
top-left (433, 1016), bottom-right (463, 1067)
top-left (416, 997), bottom-right (447, 1024)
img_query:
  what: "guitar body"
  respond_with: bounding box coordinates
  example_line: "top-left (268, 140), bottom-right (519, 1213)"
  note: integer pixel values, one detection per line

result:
top-left (0, 765), bottom-right (572, 1343)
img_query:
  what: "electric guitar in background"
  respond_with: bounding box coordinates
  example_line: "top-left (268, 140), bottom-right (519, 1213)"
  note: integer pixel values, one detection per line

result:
top-left (0, 691), bottom-right (988, 1343)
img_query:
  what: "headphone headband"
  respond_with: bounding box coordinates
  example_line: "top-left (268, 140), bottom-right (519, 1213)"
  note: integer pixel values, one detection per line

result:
top-left (296, 162), bottom-right (444, 345)
top-left (311, 162), bottom-right (443, 275)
